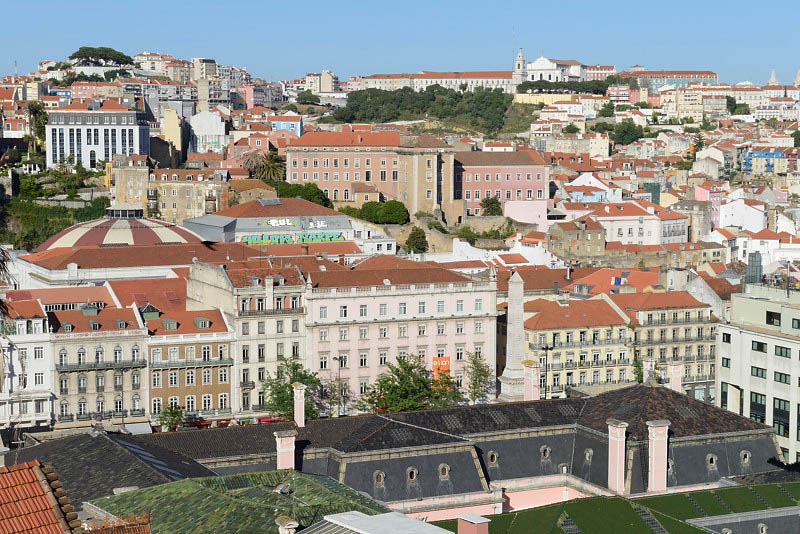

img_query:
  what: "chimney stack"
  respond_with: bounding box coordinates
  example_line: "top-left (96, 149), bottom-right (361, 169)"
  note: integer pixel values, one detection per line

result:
top-left (606, 419), bottom-right (628, 494)
top-left (668, 363), bottom-right (682, 393)
top-left (275, 516), bottom-right (299, 534)
top-left (457, 514), bottom-right (491, 534)
top-left (293, 382), bottom-right (306, 428)
top-left (646, 420), bottom-right (670, 493)
top-left (274, 430), bottom-right (297, 470)
top-left (643, 357), bottom-right (656, 383)
top-left (523, 360), bottom-right (540, 401)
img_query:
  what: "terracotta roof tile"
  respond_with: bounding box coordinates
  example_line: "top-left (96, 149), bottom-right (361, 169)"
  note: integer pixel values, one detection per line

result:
top-left (213, 198), bottom-right (341, 218)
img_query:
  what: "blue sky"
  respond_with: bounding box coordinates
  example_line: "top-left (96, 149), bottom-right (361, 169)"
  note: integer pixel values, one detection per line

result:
top-left (2, 0), bottom-right (798, 85)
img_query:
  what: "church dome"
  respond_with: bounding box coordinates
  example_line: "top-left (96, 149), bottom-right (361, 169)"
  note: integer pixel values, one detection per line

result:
top-left (35, 203), bottom-right (204, 252)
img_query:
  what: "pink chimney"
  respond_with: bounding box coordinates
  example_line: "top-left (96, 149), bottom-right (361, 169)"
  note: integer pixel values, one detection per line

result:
top-left (607, 418), bottom-right (628, 494)
top-left (647, 420), bottom-right (670, 492)
top-left (293, 382), bottom-right (306, 427)
top-left (274, 430), bottom-right (297, 470)
top-left (668, 363), bottom-right (682, 393)
top-left (457, 514), bottom-right (490, 534)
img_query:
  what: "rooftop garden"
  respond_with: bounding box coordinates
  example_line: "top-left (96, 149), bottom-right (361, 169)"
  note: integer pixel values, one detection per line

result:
top-left (433, 482), bottom-right (800, 534)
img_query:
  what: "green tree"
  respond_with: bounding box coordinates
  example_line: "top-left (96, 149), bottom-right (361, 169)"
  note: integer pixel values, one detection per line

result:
top-left (376, 200), bottom-right (409, 224)
top-left (457, 226), bottom-right (477, 245)
top-left (480, 196), bottom-right (503, 216)
top-left (598, 102), bottom-right (615, 118)
top-left (634, 101), bottom-right (653, 109)
top-left (158, 405), bottom-right (185, 431)
top-left (260, 360), bottom-right (322, 419)
top-left (793, 131), bottom-right (800, 148)
top-left (297, 90), bottom-right (320, 104)
top-left (242, 151), bottom-right (266, 177)
top-left (359, 201), bottom-right (382, 222)
top-left (726, 96), bottom-right (737, 114)
top-left (564, 123), bottom-right (580, 134)
top-left (612, 119), bottom-right (644, 145)
top-left (103, 69), bottom-right (130, 81)
top-left (69, 46), bottom-right (133, 65)
top-left (404, 226), bottom-right (428, 253)
top-left (464, 351), bottom-right (493, 404)
top-left (356, 356), bottom-right (462, 413)
top-left (25, 102), bottom-right (47, 141)
top-left (258, 152), bottom-right (286, 181)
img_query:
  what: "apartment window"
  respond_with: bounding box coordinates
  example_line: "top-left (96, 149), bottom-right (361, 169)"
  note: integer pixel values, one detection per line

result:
top-left (319, 306), bottom-right (328, 319)
top-left (751, 341), bottom-right (767, 353)
top-left (359, 327), bottom-right (368, 340)
top-left (751, 366), bottom-right (766, 379)
top-left (339, 305), bottom-right (348, 318)
top-left (399, 325), bottom-right (407, 338)
top-left (722, 333), bottom-right (731, 343)
top-left (202, 369), bottom-right (212, 385)
top-left (792, 318), bottom-right (800, 329)
top-left (775, 371), bottom-right (791, 385)
top-left (766, 311), bottom-right (782, 327)
top-left (722, 357), bottom-right (730, 368)
top-left (186, 370), bottom-right (195, 386)
top-left (418, 301), bottom-right (426, 314)
top-left (399, 302), bottom-right (407, 315)
top-left (202, 394), bottom-right (212, 411)
top-left (152, 373), bottom-right (161, 388)
top-left (339, 328), bottom-right (349, 341)
top-left (359, 353), bottom-right (368, 367)
top-left (379, 303), bottom-right (387, 316)
top-left (241, 322), bottom-right (249, 336)
top-left (456, 322), bottom-right (464, 334)
top-left (456, 346), bottom-right (464, 361)
top-left (437, 301), bottom-right (445, 313)
top-left (379, 326), bottom-right (388, 338)
top-left (320, 355), bottom-right (328, 369)
top-left (775, 345), bottom-right (791, 358)
top-left (168, 371), bottom-right (178, 387)
top-left (456, 300), bottom-right (464, 312)
top-left (379, 351), bottom-right (388, 366)
top-left (773, 398), bottom-right (790, 438)
top-left (475, 321), bottom-right (482, 333)
top-left (418, 324), bottom-right (427, 336)
top-left (360, 304), bottom-right (368, 317)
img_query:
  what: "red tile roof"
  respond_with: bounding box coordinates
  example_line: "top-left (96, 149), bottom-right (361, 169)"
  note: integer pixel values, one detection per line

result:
top-left (498, 253), bottom-right (528, 265)
top-left (288, 131), bottom-right (402, 148)
top-left (213, 198), bottom-right (341, 218)
top-left (5, 287), bottom-right (115, 307)
top-left (146, 309), bottom-right (227, 335)
top-left (108, 278), bottom-right (187, 312)
top-left (5, 300), bottom-right (46, 319)
top-left (524, 298), bottom-right (628, 330)
top-left (49, 306), bottom-right (140, 334)
top-left (610, 291), bottom-right (708, 317)
top-left (0, 460), bottom-right (74, 534)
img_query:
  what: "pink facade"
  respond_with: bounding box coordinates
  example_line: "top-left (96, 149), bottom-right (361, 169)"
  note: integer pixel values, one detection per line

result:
top-left (503, 200), bottom-right (548, 226)
top-left (607, 419), bottom-right (628, 494)
top-left (287, 149), bottom-right (402, 204)
top-left (306, 280), bottom-right (497, 407)
top-left (522, 361), bottom-right (540, 401)
top-left (456, 163), bottom-right (549, 216)
top-left (275, 430), bottom-right (297, 470)
top-left (693, 184), bottom-right (722, 228)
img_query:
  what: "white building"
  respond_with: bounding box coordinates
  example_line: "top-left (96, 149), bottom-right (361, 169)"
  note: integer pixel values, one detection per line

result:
top-left (717, 284), bottom-right (800, 463)
top-left (719, 198), bottom-right (768, 233)
top-left (188, 110), bottom-right (228, 154)
top-left (45, 99), bottom-right (150, 169)
top-left (526, 56), bottom-right (586, 82)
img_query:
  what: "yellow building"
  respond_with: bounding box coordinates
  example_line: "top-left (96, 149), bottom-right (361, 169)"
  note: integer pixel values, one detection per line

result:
top-left (523, 296), bottom-right (634, 398)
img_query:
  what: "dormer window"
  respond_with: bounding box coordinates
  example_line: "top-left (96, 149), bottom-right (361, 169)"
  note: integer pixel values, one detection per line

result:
top-left (194, 317), bottom-right (210, 330)
top-left (161, 174), bottom-right (167, 180)
top-left (89, 320), bottom-right (100, 331)
top-left (117, 320), bottom-right (127, 329)
top-left (186, 175), bottom-right (193, 181)
top-left (63, 323), bottom-right (73, 333)
top-left (172, 174), bottom-right (178, 181)
top-left (162, 319), bottom-right (178, 331)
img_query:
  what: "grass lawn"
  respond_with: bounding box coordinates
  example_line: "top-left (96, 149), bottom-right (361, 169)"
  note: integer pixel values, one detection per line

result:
top-left (781, 481), bottom-right (800, 500)
top-left (565, 497), bottom-right (651, 534)
top-left (750, 484), bottom-right (797, 508)
top-left (714, 487), bottom-right (767, 513)
top-left (685, 491), bottom-right (729, 516)
top-left (649, 510), bottom-right (710, 534)
top-left (636, 494), bottom-right (702, 520)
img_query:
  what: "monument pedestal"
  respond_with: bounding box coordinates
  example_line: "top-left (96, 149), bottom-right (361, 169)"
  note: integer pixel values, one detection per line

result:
top-left (497, 368), bottom-right (525, 402)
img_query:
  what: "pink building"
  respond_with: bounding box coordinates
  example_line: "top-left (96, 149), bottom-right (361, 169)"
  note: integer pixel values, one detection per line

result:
top-left (454, 151), bottom-right (550, 218)
top-left (693, 181), bottom-right (728, 228)
top-left (305, 256), bottom-right (497, 409)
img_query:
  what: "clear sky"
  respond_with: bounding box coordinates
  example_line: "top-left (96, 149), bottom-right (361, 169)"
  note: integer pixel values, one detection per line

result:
top-left (2, 0), bottom-right (798, 85)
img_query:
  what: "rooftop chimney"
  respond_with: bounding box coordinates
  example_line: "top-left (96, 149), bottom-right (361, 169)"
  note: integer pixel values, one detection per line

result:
top-left (292, 382), bottom-right (306, 428)
top-left (522, 360), bottom-right (540, 401)
top-left (607, 419), bottom-right (628, 494)
top-left (457, 514), bottom-right (491, 534)
top-left (275, 515), bottom-right (299, 534)
top-left (643, 357), bottom-right (656, 384)
top-left (668, 363), bottom-right (682, 393)
top-left (647, 420), bottom-right (670, 493)
top-left (274, 430), bottom-right (297, 470)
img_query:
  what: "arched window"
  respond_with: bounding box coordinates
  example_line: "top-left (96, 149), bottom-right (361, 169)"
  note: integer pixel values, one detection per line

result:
top-left (407, 467), bottom-right (418, 482)
top-left (113, 346), bottom-right (122, 363)
top-left (439, 464), bottom-right (450, 480)
top-left (132, 371), bottom-right (140, 389)
top-left (96, 396), bottom-right (104, 413)
top-left (152, 397), bottom-right (162, 414)
top-left (333, 189), bottom-right (339, 200)
top-left (540, 445), bottom-right (552, 460)
top-left (78, 398), bottom-right (87, 415)
top-left (115, 396), bottom-right (123, 412)
top-left (132, 394), bottom-right (141, 410)
top-left (77, 374), bottom-right (87, 390)
top-left (374, 471), bottom-right (385, 487)
top-left (59, 375), bottom-right (68, 393)
top-left (89, 150), bottom-right (97, 169)
top-left (77, 348), bottom-right (86, 365)
top-left (59, 349), bottom-right (68, 366)
top-left (131, 345), bottom-right (140, 361)
top-left (343, 189), bottom-right (350, 201)
top-left (114, 371), bottom-right (123, 389)
top-left (95, 347), bottom-right (104, 363)
top-left (60, 401), bottom-right (69, 417)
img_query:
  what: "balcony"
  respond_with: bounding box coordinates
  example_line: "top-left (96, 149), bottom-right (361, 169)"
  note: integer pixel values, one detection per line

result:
top-left (58, 414), bottom-right (74, 422)
top-left (238, 306), bottom-right (305, 318)
top-left (76, 413), bottom-right (92, 421)
top-left (240, 381), bottom-right (256, 391)
top-left (149, 358), bottom-right (234, 369)
top-left (112, 410), bottom-right (127, 418)
top-left (129, 409), bottom-right (146, 417)
top-left (78, 387), bottom-right (87, 394)
top-left (60, 388), bottom-right (69, 395)
top-left (96, 385), bottom-right (105, 392)
top-left (56, 360), bottom-right (147, 372)
top-left (114, 384), bottom-right (124, 392)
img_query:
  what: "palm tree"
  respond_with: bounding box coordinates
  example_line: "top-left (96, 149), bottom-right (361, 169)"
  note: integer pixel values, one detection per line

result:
top-left (258, 152), bottom-right (286, 182)
top-left (241, 151), bottom-right (266, 178)
top-left (789, 193), bottom-right (800, 205)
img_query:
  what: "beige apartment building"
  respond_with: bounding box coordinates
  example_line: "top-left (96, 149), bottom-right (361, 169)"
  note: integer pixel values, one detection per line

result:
top-left (52, 306), bottom-right (149, 429)
top-left (523, 296), bottom-right (635, 398)
top-left (186, 262), bottom-right (309, 415)
top-left (145, 308), bottom-right (235, 424)
top-left (112, 161), bottom-right (230, 224)
top-left (611, 292), bottom-right (717, 402)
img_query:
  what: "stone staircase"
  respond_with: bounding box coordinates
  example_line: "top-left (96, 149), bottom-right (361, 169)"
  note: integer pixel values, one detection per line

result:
top-left (712, 492), bottom-right (733, 513)
top-left (559, 514), bottom-right (583, 534)
top-left (748, 486), bottom-right (770, 508)
top-left (685, 493), bottom-right (707, 516)
top-left (633, 505), bottom-right (669, 534)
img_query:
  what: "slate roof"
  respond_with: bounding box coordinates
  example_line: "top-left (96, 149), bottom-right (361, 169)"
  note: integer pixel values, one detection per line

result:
top-left (577, 385), bottom-right (767, 440)
top-left (90, 471), bottom-right (387, 534)
top-left (7, 432), bottom-right (213, 507)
